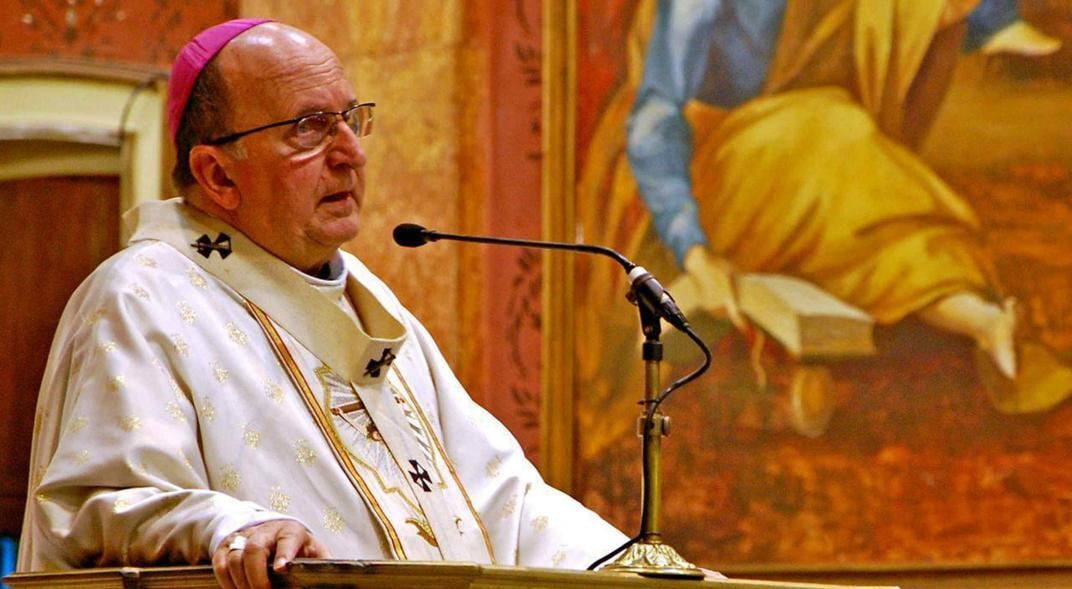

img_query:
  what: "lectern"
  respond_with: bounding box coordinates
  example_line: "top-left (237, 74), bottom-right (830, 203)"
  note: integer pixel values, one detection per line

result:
top-left (5, 559), bottom-right (899, 589)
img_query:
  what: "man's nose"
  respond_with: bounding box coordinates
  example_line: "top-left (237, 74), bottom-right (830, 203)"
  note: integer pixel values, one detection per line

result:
top-left (326, 120), bottom-right (366, 168)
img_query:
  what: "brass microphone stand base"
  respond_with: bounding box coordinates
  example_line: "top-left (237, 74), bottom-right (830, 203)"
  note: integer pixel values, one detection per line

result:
top-left (600, 540), bottom-right (705, 579)
top-left (598, 297), bottom-right (706, 580)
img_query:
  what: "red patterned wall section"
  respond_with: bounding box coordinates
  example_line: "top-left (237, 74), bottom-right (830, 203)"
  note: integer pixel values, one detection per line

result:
top-left (480, 0), bottom-right (544, 460)
top-left (0, 0), bottom-right (237, 65)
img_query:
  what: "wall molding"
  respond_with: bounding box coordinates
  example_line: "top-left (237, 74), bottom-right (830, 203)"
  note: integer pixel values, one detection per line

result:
top-left (0, 57), bottom-right (172, 228)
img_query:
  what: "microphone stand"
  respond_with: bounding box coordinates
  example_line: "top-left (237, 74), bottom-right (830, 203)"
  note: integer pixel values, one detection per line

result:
top-left (392, 224), bottom-right (705, 578)
top-left (599, 292), bottom-right (704, 579)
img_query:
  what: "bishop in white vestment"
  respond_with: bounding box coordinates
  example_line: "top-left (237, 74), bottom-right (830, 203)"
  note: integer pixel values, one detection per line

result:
top-left (20, 200), bottom-right (625, 571)
top-left (18, 18), bottom-right (628, 588)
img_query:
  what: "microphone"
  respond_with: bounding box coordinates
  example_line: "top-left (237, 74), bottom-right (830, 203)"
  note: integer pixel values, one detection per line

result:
top-left (392, 223), bottom-right (690, 331)
top-left (392, 223), bottom-right (432, 247)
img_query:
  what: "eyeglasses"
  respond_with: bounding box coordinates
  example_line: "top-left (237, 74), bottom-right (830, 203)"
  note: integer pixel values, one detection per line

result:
top-left (204, 102), bottom-right (375, 150)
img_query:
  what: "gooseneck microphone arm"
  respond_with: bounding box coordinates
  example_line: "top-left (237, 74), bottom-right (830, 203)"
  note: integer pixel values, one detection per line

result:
top-left (393, 223), bottom-right (690, 332)
top-left (393, 223), bottom-right (635, 271)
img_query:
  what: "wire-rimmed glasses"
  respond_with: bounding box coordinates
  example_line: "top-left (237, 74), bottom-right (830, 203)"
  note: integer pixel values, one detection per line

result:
top-left (204, 102), bottom-right (374, 151)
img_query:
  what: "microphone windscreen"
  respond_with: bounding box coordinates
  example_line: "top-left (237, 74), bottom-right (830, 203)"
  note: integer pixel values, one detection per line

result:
top-left (393, 223), bottom-right (430, 248)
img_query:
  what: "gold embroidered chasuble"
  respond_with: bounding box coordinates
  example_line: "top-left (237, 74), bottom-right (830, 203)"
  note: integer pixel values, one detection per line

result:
top-left (19, 199), bottom-right (626, 572)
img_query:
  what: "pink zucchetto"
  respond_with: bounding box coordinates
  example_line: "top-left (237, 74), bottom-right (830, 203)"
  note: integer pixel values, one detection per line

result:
top-left (166, 18), bottom-right (273, 144)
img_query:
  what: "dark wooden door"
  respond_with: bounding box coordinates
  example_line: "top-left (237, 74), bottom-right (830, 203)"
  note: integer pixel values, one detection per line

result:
top-left (0, 176), bottom-right (119, 536)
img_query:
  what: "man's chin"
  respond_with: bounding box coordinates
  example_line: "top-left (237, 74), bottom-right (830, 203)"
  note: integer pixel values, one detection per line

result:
top-left (311, 218), bottom-right (361, 250)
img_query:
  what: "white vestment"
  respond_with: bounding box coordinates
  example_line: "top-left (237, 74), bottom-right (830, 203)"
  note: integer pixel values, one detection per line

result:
top-left (19, 199), bottom-right (626, 571)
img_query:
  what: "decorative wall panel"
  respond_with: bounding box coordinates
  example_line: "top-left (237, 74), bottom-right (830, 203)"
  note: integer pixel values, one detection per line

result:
top-left (0, 0), bottom-right (238, 65)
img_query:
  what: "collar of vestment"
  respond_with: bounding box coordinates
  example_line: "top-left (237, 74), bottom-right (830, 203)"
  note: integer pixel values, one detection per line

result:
top-left (126, 198), bottom-right (406, 386)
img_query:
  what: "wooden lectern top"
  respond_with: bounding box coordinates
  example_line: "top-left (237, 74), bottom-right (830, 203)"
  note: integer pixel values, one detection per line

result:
top-left (5, 559), bottom-right (899, 589)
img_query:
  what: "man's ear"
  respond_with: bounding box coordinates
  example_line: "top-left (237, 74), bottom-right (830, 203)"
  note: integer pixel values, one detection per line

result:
top-left (189, 145), bottom-right (240, 211)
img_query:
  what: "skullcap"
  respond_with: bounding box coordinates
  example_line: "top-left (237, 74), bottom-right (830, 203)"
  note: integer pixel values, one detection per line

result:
top-left (167, 18), bottom-right (273, 144)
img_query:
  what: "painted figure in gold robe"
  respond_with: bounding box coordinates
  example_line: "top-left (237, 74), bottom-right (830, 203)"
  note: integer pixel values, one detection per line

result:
top-left (578, 0), bottom-right (1068, 440)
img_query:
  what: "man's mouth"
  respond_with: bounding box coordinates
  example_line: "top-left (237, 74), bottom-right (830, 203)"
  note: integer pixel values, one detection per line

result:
top-left (320, 191), bottom-right (352, 204)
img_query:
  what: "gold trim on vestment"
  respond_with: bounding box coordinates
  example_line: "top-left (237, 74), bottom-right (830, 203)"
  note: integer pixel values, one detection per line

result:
top-left (315, 366), bottom-right (425, 514)
top-left (388, 366), bottom-right (497, 563)
top-left (381, 379), bottom-right (442, 489)
top-left (316, 366), bottom-right (442, 550)
top-left (247, 301), bottom-right (408, 559)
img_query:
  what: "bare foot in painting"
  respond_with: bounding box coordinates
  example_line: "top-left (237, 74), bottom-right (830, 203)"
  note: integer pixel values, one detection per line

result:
top-left (919, 292), bottom-right (1017, 379)
top-left (977, 297), bottom-right (1018, 379)
top-left (981, 21), bottom-right (1061, 57)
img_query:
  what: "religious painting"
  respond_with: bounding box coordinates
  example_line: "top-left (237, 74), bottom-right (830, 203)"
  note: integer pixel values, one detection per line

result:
top-left (546, 0), bottom-right (1072, 570)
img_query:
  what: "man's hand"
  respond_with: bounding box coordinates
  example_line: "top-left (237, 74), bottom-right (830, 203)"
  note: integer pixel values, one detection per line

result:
top-left (668, 246), bottom-right (745, 330)
top-left (212, 520), bottom-right (330, 589)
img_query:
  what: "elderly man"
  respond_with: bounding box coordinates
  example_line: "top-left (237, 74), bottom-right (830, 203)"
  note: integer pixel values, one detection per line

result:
top-left (18, 19), bottom-right (626, 589)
